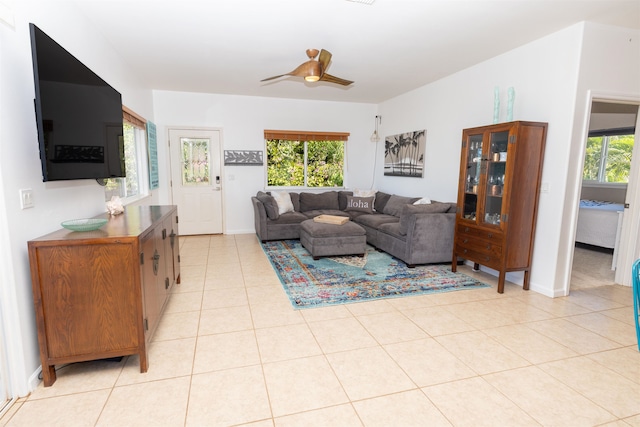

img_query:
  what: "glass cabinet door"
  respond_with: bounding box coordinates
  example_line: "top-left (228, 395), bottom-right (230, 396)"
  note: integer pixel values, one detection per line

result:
top-left (462, 133), bottom-right (484, 221)
top-left (482, 130), bottom-right (509, 226)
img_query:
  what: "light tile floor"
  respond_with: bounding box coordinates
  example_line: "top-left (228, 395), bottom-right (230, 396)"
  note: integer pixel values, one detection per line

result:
top-left (2, 234), bottom-right (639, 427)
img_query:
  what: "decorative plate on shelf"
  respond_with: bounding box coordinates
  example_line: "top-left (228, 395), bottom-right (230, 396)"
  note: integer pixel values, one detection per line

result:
top-left (61, 218), bottom-right (108, 232)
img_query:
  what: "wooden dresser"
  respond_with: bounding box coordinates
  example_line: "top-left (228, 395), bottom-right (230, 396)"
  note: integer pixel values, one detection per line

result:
top-left (28, 205), bottom-right (180, 386)
top-left (451, 121), bottom-right (547, 293)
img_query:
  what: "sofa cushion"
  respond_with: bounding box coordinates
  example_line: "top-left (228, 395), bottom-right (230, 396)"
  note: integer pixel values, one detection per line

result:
top-left (299, 191), bottom-right (339, 212)
top-left (345, 196), bottom-right (374, 214)
top-left (374, 191), bottom-right (392, 213)
top-left (267, 211), bottom-right (308, 224)
top-left (377, 222), bottom-right (407, 241)
top-left (272, 191), bottom-right (295, 214)
top-left (353, 213), bottom-right (398, 229)
top-left (398, 203), bottom-right (451, 235)
top-left (303, 209), bottom-right (349, 219)
top-left (382, 195), bottom-right (420, 217)
top-left (256, 191), bottom-right (279, 220)
top-left (338, 191), bottom-right (354, 210)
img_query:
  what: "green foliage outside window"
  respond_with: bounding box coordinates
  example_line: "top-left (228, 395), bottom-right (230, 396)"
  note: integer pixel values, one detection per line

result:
top-left (583, 134), bottom-right (634, 183)
top-left (267, 139), bottom-right (344, 187)
top-left (105, 122), bottom-right (140, 198)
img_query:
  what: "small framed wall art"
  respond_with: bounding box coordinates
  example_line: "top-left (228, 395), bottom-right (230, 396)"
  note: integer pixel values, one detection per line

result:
top-left (384, 129), bottom-right (426, 178)
top-left (224, 150), bottom-right (263, 166)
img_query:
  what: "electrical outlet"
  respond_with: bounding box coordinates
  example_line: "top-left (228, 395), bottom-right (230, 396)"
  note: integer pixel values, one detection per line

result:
top-left (19, 188), bottom-right (34, 209)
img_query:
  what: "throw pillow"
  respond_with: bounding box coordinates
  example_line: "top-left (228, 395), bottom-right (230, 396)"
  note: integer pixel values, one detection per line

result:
top-left (383, 195), bottom-right (420, 217)
top-left (413, 197), bottom-right (432, 205)
top-left (374, 191), bottom-right (392, 213)
top-left (271, 191), bottom-right (295, 215)
top-left (398, 203), bottom-right (451, 235)
top-left (345, 196), bottom-right (374, 214)
top-left (256, 191), bottom-right (279, 220)
top-left (353, 188), bottom-right (377, 198)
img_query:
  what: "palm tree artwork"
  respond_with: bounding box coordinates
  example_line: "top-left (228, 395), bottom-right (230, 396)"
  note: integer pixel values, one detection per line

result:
top-left (384, 130), bottom-right (426, 177)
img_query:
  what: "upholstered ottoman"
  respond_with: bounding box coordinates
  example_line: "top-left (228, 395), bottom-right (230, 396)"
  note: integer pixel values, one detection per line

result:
top-left (300, 219), bottom-right (366, 260)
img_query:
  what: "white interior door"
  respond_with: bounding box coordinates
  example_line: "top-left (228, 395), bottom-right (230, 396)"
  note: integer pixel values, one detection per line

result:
top-left (615, 104), bottom-right (640, 285)
top-left (169, 128), bottom-right (223, 235)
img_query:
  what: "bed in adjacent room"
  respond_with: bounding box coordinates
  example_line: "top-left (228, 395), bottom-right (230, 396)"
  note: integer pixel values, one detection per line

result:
top-left (575, 199), bottom-right (625, 269)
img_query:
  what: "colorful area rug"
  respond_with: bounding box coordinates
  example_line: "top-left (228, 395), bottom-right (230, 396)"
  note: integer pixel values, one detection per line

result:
top-left (261, 240), bottom-right (490, 309)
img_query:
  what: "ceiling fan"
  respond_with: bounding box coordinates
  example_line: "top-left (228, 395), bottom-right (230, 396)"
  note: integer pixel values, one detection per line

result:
top-left (261, 49), bottom-right (353, 86)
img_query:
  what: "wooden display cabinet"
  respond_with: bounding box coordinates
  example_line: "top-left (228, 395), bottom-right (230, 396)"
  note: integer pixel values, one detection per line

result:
top-left (451, 121), bottom-right (547, 293)
top-left (28, 205), bottom-right (180, 386)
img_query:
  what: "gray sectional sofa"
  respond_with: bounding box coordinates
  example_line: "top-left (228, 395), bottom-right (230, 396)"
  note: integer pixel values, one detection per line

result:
top-left (251, 190), bottom-right (456, 267)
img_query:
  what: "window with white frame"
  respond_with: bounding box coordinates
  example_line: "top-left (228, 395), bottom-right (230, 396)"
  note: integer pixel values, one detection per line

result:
top-left (104, 107), bottom-right (149, 202)
top-left (264, 129), bottom-right (348, 188)
top-left (583, 128), bottom-right (635, 184)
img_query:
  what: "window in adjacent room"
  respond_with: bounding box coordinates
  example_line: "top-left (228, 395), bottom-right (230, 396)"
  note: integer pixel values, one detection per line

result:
top-left (583, 128), bottom-right (635, 184)
top-left (104, 106), bottom-right (149, 202)
top-left (264, 129), bottom-right (349, 188)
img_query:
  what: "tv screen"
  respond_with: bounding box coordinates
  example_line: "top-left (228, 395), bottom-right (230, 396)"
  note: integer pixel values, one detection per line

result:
top-left (29, 23), bottom-right (125, 182)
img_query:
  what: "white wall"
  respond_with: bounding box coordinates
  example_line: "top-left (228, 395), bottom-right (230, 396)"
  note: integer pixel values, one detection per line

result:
top-left (152, 91), bottom-right (378, 233)
top-left (0, 1), bottom-right (154, 395)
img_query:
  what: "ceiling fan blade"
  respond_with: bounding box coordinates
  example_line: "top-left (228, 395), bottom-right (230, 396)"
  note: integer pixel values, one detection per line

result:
top-left (261, 48), bottom-right (351, 85)
top-left (260, 74), bottom-right (288, 82)
top-left (318, 49), bottom-right (332, 71)
top-left (319, 73), bottom-right (353, 86)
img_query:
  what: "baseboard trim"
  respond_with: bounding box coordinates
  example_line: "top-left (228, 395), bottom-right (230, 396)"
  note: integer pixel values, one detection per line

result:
top-left (28, 366), bottom-right (41, 392)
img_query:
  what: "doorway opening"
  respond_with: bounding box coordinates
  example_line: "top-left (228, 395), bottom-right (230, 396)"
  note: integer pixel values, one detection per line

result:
top-left (571, 99), bottom-right (639, 291)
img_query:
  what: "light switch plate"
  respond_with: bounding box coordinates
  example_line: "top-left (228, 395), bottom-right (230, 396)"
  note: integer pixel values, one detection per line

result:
top-left (540, 182), bottom-right (550, 193)
top-left (19, 188), bottom-right (34, 209)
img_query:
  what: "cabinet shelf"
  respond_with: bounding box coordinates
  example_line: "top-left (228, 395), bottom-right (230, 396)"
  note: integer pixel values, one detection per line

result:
top-left (452, 121), bottom-right (547, 293)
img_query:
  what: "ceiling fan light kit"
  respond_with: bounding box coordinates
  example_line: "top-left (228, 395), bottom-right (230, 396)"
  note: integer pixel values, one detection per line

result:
top-left (261, 48), bottom-right (353, 86)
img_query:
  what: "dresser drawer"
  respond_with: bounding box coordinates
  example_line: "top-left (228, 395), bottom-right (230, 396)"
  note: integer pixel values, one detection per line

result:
top-left (456, 234), bottom-right (502, 257)
top-left (455, 244), bottom-right (501, 269)
top-left (456, 224), bottom-right (503, 243)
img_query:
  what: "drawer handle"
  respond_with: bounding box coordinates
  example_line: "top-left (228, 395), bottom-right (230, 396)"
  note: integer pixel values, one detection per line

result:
top-left (463, 249), bottom-right (468, 254)
top-left (464, 227), bottom-right (470, 232)
top-left (486, 244), bottom-right (491, 250)
top-left (487, 233), bottom-right (493, 238)
top-left (152, 250), bottom-right (160, 276)
top-left (463, 239), bottom-right (469, 244)
top-left (485, 256), bottom-right (490, 261)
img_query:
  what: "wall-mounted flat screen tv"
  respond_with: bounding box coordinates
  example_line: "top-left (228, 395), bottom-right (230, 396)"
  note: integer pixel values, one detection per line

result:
top-left (29, 23), bottom-right (125, 182)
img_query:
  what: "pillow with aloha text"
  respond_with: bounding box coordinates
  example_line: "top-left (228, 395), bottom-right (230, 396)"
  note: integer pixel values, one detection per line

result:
top-left (345, 196), bottom-right (374, 214)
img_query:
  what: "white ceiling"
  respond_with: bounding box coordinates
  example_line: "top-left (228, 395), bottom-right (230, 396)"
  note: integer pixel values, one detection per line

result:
top-left (73, 0), bottom-right (640, 104)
